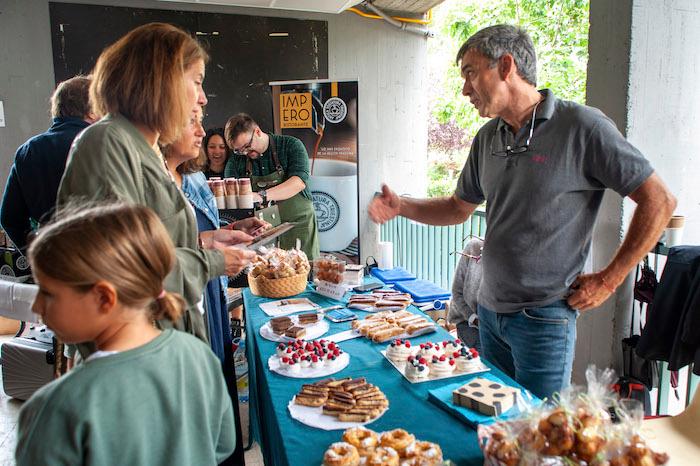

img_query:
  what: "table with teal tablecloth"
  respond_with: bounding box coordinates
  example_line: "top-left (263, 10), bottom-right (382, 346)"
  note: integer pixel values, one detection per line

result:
top-left (244, 283), bottom-right (526, 466)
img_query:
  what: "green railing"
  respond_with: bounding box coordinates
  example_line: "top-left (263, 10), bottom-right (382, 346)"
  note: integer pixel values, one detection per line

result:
top-left (380, 213), bottom-right (697, 414)
top-left (379, 211), bottom-right (486, 290)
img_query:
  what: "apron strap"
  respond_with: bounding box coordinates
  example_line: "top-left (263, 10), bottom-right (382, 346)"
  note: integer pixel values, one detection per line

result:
top-left (245, 157), bottom-right (252, 177)
top-left (268, 136), bottom-right (284, 173)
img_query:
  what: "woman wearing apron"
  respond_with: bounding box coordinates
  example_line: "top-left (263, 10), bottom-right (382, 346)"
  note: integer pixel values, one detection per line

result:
top-left (224, 113), bottom-right (320, 259)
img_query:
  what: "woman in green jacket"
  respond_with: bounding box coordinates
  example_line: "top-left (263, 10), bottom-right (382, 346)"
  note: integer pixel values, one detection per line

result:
top-left (57, 23), bottom-right (258, 351)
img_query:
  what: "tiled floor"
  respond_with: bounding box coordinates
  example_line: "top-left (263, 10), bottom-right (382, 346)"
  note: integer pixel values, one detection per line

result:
top-left (0, 334), bottom-right (264, 465)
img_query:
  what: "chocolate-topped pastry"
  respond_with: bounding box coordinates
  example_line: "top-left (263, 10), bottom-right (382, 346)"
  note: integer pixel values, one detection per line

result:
top-left (298, 312), bottom-right (320, 325)
top-left (284, 326), bottom-right (307, 339)
top-left (270, 316), bottom-right (293, 334)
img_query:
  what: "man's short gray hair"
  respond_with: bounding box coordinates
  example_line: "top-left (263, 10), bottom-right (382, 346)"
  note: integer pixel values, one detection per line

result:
top-left (50, 75), bottom-right (92, 119)
top-left (455, 24), bottom-right (537, 86)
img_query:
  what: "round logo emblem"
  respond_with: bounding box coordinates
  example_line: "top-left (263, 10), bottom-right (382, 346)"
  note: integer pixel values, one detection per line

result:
top-left (16, 255), bottom-right (29, 271)
top-left (323, 97), bottom-right (347, 124)
top-left (312, 191), bottom-right (340, 232)
top-left (0, 265), bottom-right (15, 277)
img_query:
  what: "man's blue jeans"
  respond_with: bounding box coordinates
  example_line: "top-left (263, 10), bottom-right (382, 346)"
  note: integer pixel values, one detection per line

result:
top-left (477, 300), bottom-right (578, 400)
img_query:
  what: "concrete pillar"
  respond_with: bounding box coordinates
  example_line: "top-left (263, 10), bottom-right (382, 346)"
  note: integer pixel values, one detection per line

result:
top-left (578, 0), bottom-right (700, 383)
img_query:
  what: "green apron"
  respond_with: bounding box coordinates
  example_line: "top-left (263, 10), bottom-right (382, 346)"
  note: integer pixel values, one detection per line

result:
top-left (246, 137), bottom-right (320, 260)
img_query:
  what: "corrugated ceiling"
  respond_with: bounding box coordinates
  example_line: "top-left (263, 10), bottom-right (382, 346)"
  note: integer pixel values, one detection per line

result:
top-left (157, 0), bottom-right (446, 16)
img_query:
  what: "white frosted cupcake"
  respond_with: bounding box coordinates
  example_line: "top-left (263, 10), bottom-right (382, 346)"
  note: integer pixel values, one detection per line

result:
top-left (285, 359), bottom-right (301, 374)
top-left (429, 354), bottom-right (456, 377)
top-left (310, 354), bottom-right (325, 370)
top-left (276, 343), bottom-right (291, 358)
top-left (386, 339), bottom-right (415, 365)
top-left (442, 339), bottom-right (465, 355)
top-left (454, 347), bottom-right (481, 373)
top-left (416, 342), bottom-right (442, 360)
top-left (299, 355), bottom-right (312, 369)
top-left (405, 356), bottom-right (430, 380)
top-left (325, 352), bottom-right (342, 370)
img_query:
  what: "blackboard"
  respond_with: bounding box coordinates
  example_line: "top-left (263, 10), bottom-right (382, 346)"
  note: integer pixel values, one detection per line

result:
top-left (49, 2), bottom-right (328, 131)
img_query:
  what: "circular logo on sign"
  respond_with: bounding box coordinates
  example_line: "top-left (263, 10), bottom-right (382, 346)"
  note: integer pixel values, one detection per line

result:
top-left (323, 97), bottom-right (347, 124)
top-left (0, 265), bottom-right (15, 277)
top-left (312, 191), bottom-right (340, 232)
top-left (16, 255), bottom-right (29, 271)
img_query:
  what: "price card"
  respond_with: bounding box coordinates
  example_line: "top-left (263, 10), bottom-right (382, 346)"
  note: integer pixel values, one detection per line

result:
top-left (314, 280), bottom-right (346, 301)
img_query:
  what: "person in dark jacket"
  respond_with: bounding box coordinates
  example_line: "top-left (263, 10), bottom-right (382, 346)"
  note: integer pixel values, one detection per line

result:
top-left (0, 76), bottom-right (96, 251)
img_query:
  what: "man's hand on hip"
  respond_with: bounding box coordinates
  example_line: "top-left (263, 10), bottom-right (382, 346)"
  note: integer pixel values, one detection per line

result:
top-left (368, 184), bottom-right (401, 224)
top-left (567, 272), bottom-right (616, 311)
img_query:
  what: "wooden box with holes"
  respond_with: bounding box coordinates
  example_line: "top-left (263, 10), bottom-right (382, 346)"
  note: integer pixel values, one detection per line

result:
top-left (452, 378), bottom-right (519, 416)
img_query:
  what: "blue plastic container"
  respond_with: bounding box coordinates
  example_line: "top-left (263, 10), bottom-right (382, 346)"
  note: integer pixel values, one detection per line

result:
top-left (395, 279), bottom-right (451, 303)
top-left (370, 267), bottom-right (416, 284)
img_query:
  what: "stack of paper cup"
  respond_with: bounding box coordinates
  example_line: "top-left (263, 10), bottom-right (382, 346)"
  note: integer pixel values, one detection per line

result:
top-left (212, 180), bottom-right (226, 209)
top-left (237, 178), bottom-right (253, 209)
top-left (224, 178), bottom-right (238, 209)
top-left (377, 241), bottom-right (394, 269)
top-left (664, 215), bottom-right (685, 247)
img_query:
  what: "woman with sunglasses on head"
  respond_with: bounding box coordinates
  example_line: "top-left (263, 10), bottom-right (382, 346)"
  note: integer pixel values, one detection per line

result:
top-left (203, 128), bottom-right (230, 179)
top-left (224, 113), bottom-right (320, 260)
top-left (57, 23), bottom-right (257, 357)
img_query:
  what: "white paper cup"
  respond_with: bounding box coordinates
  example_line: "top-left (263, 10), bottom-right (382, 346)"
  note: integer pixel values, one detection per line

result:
top-left (663, 215), bottom-right (685, 247)
top-left (225, 195), bottom-right (238, 209)
top-left (237, 194), bottom-right (254, 209)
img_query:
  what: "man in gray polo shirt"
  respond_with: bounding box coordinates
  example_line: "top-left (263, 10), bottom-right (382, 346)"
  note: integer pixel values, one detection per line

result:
top-left (368, 24), bottom-right (676, 399)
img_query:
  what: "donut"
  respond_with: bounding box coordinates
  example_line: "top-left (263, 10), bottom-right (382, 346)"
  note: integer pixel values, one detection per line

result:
top-left (323, 442), bottom-right (360, 466)
top-left (380, 429), bottom-right (415, 456)
top-left (365, 446), bottom-right (399, 466)
top-left (402, 441), bottom-right (443, 465)
top-left (342, 427), bottom-right (379, 456)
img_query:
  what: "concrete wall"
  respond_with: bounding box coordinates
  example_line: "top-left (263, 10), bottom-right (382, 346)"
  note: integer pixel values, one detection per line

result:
top-left (577, 0), bottom-right (699, 383)
top-left (0, 0), bottom-right (429, 261)
top-left (0, 0), bottom-right (57, 197)
top-left (627, 0), bottom-right (700, 242)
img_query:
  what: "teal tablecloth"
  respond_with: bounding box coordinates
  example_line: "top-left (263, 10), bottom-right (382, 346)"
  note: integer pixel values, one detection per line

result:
top-left (244, 283), bottom-right (526, 466)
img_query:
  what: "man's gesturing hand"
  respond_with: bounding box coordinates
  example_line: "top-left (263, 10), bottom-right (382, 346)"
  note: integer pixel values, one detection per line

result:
top-left (368, 184), bottom-right (401, 224)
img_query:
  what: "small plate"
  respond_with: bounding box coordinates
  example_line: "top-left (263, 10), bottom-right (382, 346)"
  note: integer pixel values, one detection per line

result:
top-left (260, 316), bottom-right (329, 342)
top-left (287, 397), bottom-right (387, 430)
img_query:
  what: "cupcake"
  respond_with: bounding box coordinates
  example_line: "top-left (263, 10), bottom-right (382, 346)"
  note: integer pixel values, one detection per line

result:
top-left (416, 342), bottom-right (442, 360)
top-left (454, 347), bottom-right (481, 373)
top-left (284, 358), bottom-right (301, 374)
top-left (386, 339), bottom-right (414, 366)
top-left (310, 354), bottom-right (325, 370)
top-left (299, 354), bottom-right (312, 369)
top-left (405, 356), bottom-right (430, 380)
top-left (442, 339), bottom-right (464, 355)
top-left (429, 354), bottom-right (456, 377)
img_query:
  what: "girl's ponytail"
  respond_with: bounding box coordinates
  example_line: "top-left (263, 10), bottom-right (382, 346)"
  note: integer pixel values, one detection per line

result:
top-left (151, 290), bottom-right (185, 323)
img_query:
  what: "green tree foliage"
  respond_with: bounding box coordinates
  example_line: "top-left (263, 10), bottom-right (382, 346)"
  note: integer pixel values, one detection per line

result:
top-left (427, 0), bottom-right (589, 197)
top-left (435, 0), bottom-right (589, 133)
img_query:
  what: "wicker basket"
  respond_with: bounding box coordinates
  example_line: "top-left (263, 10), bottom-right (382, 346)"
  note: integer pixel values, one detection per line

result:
top-left (248, 272), bottom-right (308, 298)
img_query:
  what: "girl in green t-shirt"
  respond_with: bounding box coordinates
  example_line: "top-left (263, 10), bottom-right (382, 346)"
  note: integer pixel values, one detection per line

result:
top-left (15, 203), bottom-right (235, 466)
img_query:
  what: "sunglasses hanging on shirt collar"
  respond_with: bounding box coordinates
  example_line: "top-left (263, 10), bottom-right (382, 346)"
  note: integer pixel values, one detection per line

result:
top-left (491, 99), bottom-right (542, 158)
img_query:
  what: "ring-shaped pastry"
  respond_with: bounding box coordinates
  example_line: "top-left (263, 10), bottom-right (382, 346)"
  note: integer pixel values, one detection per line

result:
top-left (402, 441), bottom-right (443, 465)
top-left (323, 442), bottom-right (360, 466)
top-left (379, 429), bottom-right (415, 456)
top-left (365, 446), bottom-right (399, 466)
top-left (342, 427), bottom-right (379, 456)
